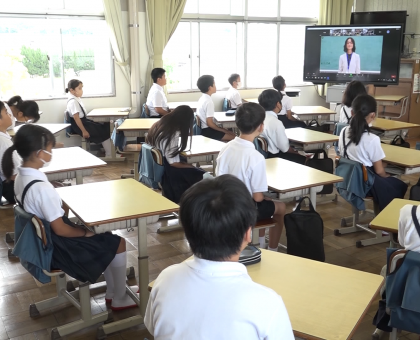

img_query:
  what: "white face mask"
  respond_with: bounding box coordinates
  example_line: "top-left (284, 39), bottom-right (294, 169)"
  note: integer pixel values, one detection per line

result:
top-left (39, 150), bottom-right (53, 168)
top-left (236, 81), bottom-right (242, 89)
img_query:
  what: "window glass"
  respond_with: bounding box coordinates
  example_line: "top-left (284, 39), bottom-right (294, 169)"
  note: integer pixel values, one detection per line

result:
top-left (247, 0), bottom-right (277, 17)
top-left (280, 0), bottom-right (319, 17)
top-left (198, 0), bottom-right (230, 15)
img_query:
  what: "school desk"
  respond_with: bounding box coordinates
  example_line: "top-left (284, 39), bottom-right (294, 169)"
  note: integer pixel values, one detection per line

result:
top-left (167, 101), bottom-right (198, 111)
top-left (374, 95), bottom-right (409, 120)
top-left (87, 108), bottom-right (130, 162)
top-left (265, 158), bottom-right (343, 209)
top-left (371, 118), bottom-right (419, 141)
top-left (117, 118), bottom-right (159, 137)
top-left (148, 249), bottom-right (384, 340)
top-left (213, 112), bottom-right (236, 129)
top-left (382, 143), bottom-right (420, 175)
top-left (286, 127), bottom-right (338, 152)
top-left (56, 179), bottom-right (179, 337)
top-left (8, 123), bottom-right (70, 137)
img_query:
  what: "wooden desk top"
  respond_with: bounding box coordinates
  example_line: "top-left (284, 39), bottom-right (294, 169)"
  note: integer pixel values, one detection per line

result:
top-left (182, 135), bottom-right (226, 158)
top-left (117, 118), bottom-right (159, 131)
top-left (56, 179), bottom-right (179, 227)
top-left (266, 158), bottom-right (343, 193)
top-left (292, 106), bottom-right (334, 115)
top-left (374, 95), bottom-right (407, 102)
top-left (286, 128), bottom-right (339, 144)
top-left (9, 123), bottom-right (70, 137)
top-left (167, 101), bottom-right (198, 109)
top-left (213, 111), bottom-right (235, 123)
top-left (148, 250), bottom-right (383, 340)
top-left (41, 147), bottom-right (106, 174)
top-left (370, 198), bottom-right (420, 233)
top-left (87, 108), bottom-right (130, 118)
top-left (382, 144), bottom-right (420, 168)
top-left (370, 118), bottom-right (419, 131)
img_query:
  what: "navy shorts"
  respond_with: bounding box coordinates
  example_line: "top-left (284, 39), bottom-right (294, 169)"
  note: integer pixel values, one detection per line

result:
top-left (201, 127), bottom-right (225, 141)
top-left (255, 199), bottom-right (275, 221)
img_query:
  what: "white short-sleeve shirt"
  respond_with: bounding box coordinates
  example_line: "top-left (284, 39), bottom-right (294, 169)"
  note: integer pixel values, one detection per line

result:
top-left (0, 132), bottom-right (21, 181)
top-left (216, 137), bottom-right (268, 195)
top-left (158, 133), bottom-right (180, 164)
top-left (14, 167), bottom-right (64, 222)
top-left (398, 204), bottom-right (420, 252)
top-left (279, 91), bottom-right (292, 116)
top-left (146, 83), bottom-right (168, 117)
top-left (66, 94), bottom-right (87, 118)
top-left (339, 105), bottom-right (352, 124)
top-left (225, 86), bottom-right (242, 108)
top-left (145, 256), bottom-right (294, 340)
top-left (5, 103), bottom-right (16, 131)
top-left (261, 111), bottom-right (289, 154)
top-left (196, 94), bottom-right (215, 129)
top-left (338, 127), bottom-right (385, 167)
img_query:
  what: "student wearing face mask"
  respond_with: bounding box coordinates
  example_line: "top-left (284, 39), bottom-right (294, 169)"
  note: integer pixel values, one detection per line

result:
top-left (338, 94), bottom-right (407, 211)
top-left (225, 74), bottom-right (246, 109)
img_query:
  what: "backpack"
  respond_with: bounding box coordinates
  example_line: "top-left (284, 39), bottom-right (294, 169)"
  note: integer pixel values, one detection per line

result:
top-left (390, 135), bottom-right (410, 148)
top-left (409, 177), bottom-right (420, 201)
top-left (284, 197), bottom-right (325, 262)
top-left (305, 149), bottom-right (334, 194)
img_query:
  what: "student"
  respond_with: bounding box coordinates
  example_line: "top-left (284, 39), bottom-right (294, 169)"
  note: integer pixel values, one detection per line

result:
top-left (0, 101), bottom-right (21, 203)
top-left (272, 75), bottom-right (306, 129)
top-left (146, 68), bottom-right (170, 117)
top-left (216, 103), bottom-right (286, 251)
top-left (146, 105), bottom-right (205, 203)
top-left (339, 80), bottom-right (367, 124)
top-left (338, 94), bottom-right (407, 211)
top-left (65, 79), bottom-right (112, 158)
top-left (399, 204), bottom-right (420, 252)
top-left (225, 73), bottom-right (246, 109)
top-left (6, 95), bottom-right (41, 128)
top-left (2, 124), bottom-right (137, 310)
top-left (258, 89), bottom-right (306, 165)
top-left (196, 75), bottom-right (235, 141)
top-left (145, 175), bottom-right (294, 339)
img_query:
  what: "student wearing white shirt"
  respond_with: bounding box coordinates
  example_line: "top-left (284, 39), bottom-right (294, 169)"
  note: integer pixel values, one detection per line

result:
top-left (258, 89), bottom-right (306, 164)
top-left (225, 73), bottom-right (246, 109)
top-left (272, 76), bottom-right (306, 129)
top-left (6, 95), bottom-right (41, 127)
top-left (216, 103), bottom-right (286, 251)
top-left (146, 105), bottom-right (205, 203)
top-left (338, 38), bottom-right (361, 74)
top-left (145, 175), bottom-right (294, 340)
top-left (339, 80), bottom-right (367, 124)
top-left (146, 68), bottom-right (170, 117)
top-left (399, 204), bottom-right (420, 252)
top-left (338, 94), bottom-right (407, 211)
top-left (196, 75), bottom-right (235, 141)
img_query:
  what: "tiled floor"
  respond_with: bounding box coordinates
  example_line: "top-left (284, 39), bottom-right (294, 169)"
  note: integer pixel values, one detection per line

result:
top-left (0, 148), bottom-right (419, 339)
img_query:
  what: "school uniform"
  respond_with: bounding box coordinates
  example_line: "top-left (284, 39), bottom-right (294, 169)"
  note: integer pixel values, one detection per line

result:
top-left (146, 83), bottom-right (168, 117)
top-left (216, 137), bottom-right (275, 220)
top-left (0, 131), bottom-right (21, 203)
top-left (261, 111), bottom-right (306, 164)
top-left (339, 53), bottom-right (361, 74)
top-left (145, 256), bottom-right (294, 340)
top-left (398, 204), bottom-right (420, 252)
top-left (277, 91), bottom-right (306, 129)
top-left (14, 167), bottom-right (120, 283)
top-left (225, 86), bottom-right (242, 108)
top-left (339, 105), bottom-right (352, 124)
top-left (66, 94), bottom-right (110, 144)
top-left (338, 127), bottom-right (407, 211)
top-left (197, 93), bottom-right (225, 141)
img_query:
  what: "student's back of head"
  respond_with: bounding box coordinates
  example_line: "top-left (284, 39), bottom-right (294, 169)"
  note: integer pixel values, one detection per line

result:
top-left (349, 94), bottom-right (377, 145)
top-left (7, 96), bottom-right (40, 123)
top-left (272, 75), bottom-right (286, 92)
top-left (258, 89), bottom-right (283, 111)
top-left (235, 102), bottom-right (265, 134)
top-left (180, 175), bottom-right (257, 261)
top-left (197, 75), bottom-right (214, 93)
top-left (151, 68), bottom-right (166, 83)
top-left (342, 81), bottom-right (367, 108)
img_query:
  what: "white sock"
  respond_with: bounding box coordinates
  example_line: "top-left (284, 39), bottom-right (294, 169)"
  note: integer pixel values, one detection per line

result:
top-left (259, 237), bottom-right (266, 248)
top-left (102, 138), bottom-right (112, 157)
top-left (103, 265), bottom-right (114, 300)
top-left (268, 246), bottom-right (278, 252)
top-left (110, 252), bottom-right (137, 309)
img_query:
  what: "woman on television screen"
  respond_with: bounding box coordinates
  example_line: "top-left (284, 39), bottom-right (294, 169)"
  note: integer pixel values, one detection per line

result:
top-left (338, 38), bottom-right (361, 74)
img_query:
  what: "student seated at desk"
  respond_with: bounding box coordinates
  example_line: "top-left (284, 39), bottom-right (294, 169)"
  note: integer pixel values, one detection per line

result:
top-left (339, 80), bottom-right (367, 124)
top-left (6, 95), bottom-right (41, 130)
top-left (258, 89), bottom-right (306, 165)
top-left (338, 94), bottom-right (407, 211)
top-left (272, 75), bottom-right (306, 129)
top-left (2, 124), bottom-right (137, 311)
top-left (216, 103), bottom-right (286, 251)
top-left (146, 105), bottom-right (205, 203)
top-left (197, 75), bottom-right (235, 142)
top-left (66, 79), bottom-right (112, 158)
top-left (145, 175), bottom-right (294, 339)
top-left (146, 68), bottom-right (170, 117)
top-left (225, 73), bottom-right (246, 109)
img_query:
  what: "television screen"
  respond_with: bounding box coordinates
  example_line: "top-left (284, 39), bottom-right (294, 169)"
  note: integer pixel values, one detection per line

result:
top-left (303, 25), bottom-right (403, 85)
top-left (351, 11), bottom-right (407, 34)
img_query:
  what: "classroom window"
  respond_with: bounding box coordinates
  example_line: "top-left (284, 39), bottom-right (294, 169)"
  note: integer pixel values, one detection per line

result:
top-left (184, 0), bottom-right (244, 16)
top-left (247, 0), bottom-right (278, 18)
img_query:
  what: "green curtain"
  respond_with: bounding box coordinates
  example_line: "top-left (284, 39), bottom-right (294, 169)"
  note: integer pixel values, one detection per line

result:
top-left (145, 0), bottom-right (187, 95)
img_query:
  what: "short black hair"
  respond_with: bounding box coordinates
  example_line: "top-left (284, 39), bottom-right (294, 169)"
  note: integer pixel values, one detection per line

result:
top-left (258, 89), bottom-right (283, 111)
top-left (342, 80), bottom-right (367, 107)
top-left (228, 73), bottom-right (240, 86)
top-left (180, 175), bottom-right (257, 261)
top-left (197, 75), bottom-right (214, 93)
top-left (344, 37), bottom-right (356, 53)
top-left (151, 68), bottom-right (166, 83)
top-left (272, 75), bottom-right (285, 92)
top-left (235, 102), bottom-right (265, 134)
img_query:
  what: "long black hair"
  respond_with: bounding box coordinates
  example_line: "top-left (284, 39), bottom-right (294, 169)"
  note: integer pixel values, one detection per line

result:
top-left (342, 80), bottom-right (367, 107)
top-left (348, 94), bottom-right (377, 145)
top-left (7, 96), bottom-right (40, 122)
top-left (2, 125), bottom-right (56, 180)
top-left (146, 105), bottom-right (194, 158)
top-left (344, 37), bottom-right (356, 53)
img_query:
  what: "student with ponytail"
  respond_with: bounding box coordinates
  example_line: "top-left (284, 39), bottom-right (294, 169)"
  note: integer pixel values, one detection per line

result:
top-left (338, 94), bottom-right (407, 211)
top-left (6, 95), bottom-right (41, 128)
top-left (2, 124), bottom-right (137, 310)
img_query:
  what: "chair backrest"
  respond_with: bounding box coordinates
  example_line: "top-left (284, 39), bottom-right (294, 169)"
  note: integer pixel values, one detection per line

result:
top-left (151, 148), bottom-right (164, 166)
top-left (141, 103), bottom-right (151, 118)
top-left (388, 249), bottom-right (408, 275)
top-left (138, 143), bottom-right (164, 189)
top-left (64, 110), bottom-right (74, 137)
top-left (333, 122), bottom-right (349, 155)
top-left (193, 114), bottom-right (202, 135)
top-left (222, 98), bottom-right (231, 112)
top-left (253, 136), bottom-right (268, 158)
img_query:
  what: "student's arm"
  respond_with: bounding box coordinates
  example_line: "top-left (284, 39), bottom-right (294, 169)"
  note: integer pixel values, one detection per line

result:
top-left (251, 159), bottom-right (269, 202)
top-left (72, 113), bottom-right (90, 139)
top-left (286, 109), bottom-right (300, 121)
top-left (154, 107), bottom-right (169, 116)
top-left (206, 118), bottom-right (235, 135)
top-left (274, 121), bottom-right (290, 153)
top-left (50, 217), bottom-right (94, 237)
top-left (265, 296), bottom-right (295, 340)
top-left (373, 160), bottom-right (389, 178)
top-left (253, 192), bottom-right (265, 202)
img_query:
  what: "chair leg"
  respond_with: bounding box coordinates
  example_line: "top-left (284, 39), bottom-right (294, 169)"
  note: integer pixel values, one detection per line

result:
top-left (372, 328), bottom-right (383, 340)
top-left (389, 328), bottom-right (398, 340)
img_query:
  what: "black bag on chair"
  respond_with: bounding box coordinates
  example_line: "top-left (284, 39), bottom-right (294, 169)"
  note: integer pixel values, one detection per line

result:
top-left (409, 177), bottom-right (420, 201)
top-left (305, 150), bottom-right (334, 194)
top-left (390, 135), bottom-right (410, 148)
top-left (306, 119), bottom-right (329, 132)
top-left (284, 197), bottom-right (325, 262)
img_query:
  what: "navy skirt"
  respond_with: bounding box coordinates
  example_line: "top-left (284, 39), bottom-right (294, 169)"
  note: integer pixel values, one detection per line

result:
top-left (278, 114), bottom-right (307, 129)
top-left (50, 216), bottom-right (120, 283)
top-left (70, 116), bottom-right (110, 144)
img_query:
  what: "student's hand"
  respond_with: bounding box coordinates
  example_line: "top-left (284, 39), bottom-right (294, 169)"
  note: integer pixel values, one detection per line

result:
top-left (263, 196), bottom-right (273, 201)
top-left (227, 131), bottom-right (236, 136)
top-left (82, 130), bottom-right (90, 139)
top-left (85, 230), bottom-right (95, 237)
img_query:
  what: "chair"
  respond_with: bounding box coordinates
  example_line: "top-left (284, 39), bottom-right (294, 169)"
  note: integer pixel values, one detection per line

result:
top-left (193, 114), bottom-right (202, 135)
top-left (250, 218), bottom-right (277, 246)
top-left (254, 136), bottom-right (269, 159)
top-left (141, 103), bottom-right (151, 118)
top-left (118, 144), bottom-right (142, 179)
top-left (64, 110), bottom-right (89, 151)
top-left (222, 98), bottom-right (231, 112)
top-left (333, 122), bottom-right (348, 155)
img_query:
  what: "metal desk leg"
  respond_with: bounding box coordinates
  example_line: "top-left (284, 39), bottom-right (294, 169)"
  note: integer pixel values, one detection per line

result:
top-left (99, 123), bottom-right (125, 162)
top-left (75, 170), bottom-right (83, 185)
top-left (212, 155), bottom-right (216, 176)
top-left (134, 151), bottom-right (140, 181)
top-left (310, 187), bottom-right (316, 210)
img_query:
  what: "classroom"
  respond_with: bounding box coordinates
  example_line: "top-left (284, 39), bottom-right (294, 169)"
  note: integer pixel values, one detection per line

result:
top-left (0, 0), bottom-right (420, 339)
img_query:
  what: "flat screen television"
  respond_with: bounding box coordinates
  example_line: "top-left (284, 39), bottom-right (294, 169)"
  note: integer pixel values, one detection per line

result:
top-left (303, 24), bottom-right (403, 85)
